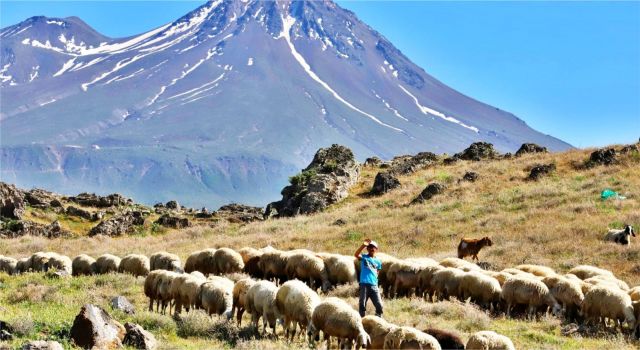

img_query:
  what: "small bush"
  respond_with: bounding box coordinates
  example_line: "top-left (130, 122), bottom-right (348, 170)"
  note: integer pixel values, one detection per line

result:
top-left (176, 310), bottom-right (216, 338)
top-left (289, 169), bottom-right (317, 187)
top-left (131, 311), bottom-right (177, 334)
top-left (326, 282), bottom-right (359, 298)
top-left (10, 314), bottom-right (35, 336)
top-left (8, 283), bottom-right (56, 303)
top-left (210, 318), bottom-right (241, 347)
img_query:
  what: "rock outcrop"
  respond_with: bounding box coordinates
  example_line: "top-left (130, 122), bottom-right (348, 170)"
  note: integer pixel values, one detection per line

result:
top-left (154, 214), bottom-right (190, 229)
top-left (0, 182), bottom-right (26, 219)
top-left (70, 304), bottom-right (125, 349)
top-left (387, 152), bottom-right (438, 175)
top-left (528, 163), bottom-right (556, 181)
top-left (23, 189), bottom-right (59, 209)
top-left (265, 144), bottom-right (360, 218)
top-left (412, 182), bottom-right (446, 204)
top-left (515, 143), bottom-right (548, 157)
top-left (21, 341), bottom-right (63, 350)
top-left (123, 323), bottom-right (157, 350)
top-left (0, 220), bottom-right (70, 238)
top-left (363, 157), bottom-right (382, 167)
top-left (217, 204), bottom-right (263, 223)
top-left (370, 172), bottom-right (401, 195)
top-left (587, 148), bottom-right (617, 167)
top-left (68, 193), bottom-right (131, 208)
top-left (454, 142), bottom-right (500, 161)
top-left (88, 211), bottom-right (145, 236)
top-left (66, 206), bottom-right (102, 221)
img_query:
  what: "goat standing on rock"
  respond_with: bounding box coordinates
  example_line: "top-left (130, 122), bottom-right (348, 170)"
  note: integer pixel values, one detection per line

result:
top-left (457, 237), bottom-right (492, 261)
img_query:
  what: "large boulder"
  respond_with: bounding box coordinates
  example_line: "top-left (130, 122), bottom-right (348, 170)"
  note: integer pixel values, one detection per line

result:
top-left (70, 304), bottom-right (125, 349)
top-left (122, 323), bottom-right (157, 350)
top-left (412, 183), bottom-right (446, 204)
top-left (68, 193), bottom-right (131, 208)
top-left (154, 214), bottom-right (190, 229)
top-left (111, 296), bottom-right (135, 315)
top-left (217, 204), bottom-right (263, 223)
top-left (587, 148), bottom-right (617, 166)
top-left (21, 341), bottom-right (63, 350)
top-left (515, 143), bottom-right (548, 157)
top-left (66, 206), bottom-right (102, 221)
top-left (88, 211), bottom-right (145, 236)
top-left (388, 152), bottom-right (438, 175)
top-left (0, 220), bottom-right (70, 238)
top-left (454, 142), bottom-right (499, 161)
top-left (265, 144), bottom-right (360, 218)
top-left (528, 163), bottom-right (556, 181)
top-left (370, 172), bottom-right (401, 195)
top-left (165, 200), bottom-right (180, 210)
top-left (0, 182), bottom-right (26, 219)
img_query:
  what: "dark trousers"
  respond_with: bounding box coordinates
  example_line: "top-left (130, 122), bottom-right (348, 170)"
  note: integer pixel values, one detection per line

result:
top-left (359, 283), bottom-right (383, 317)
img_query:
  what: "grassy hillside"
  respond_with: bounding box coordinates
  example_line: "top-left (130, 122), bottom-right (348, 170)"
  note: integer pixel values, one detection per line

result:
top-left (1, 144), bottom-right (639, 349)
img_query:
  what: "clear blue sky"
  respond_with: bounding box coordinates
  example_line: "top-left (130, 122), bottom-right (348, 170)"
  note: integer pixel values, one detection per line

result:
top-left (2, 1), bottom-right (639, 148)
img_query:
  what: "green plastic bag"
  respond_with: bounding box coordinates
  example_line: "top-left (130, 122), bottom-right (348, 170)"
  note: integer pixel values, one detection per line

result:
top-left (601, 189), bottom-right (626, 200)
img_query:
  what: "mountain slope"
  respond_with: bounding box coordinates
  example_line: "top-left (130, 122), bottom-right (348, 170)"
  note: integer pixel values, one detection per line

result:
top-left (0, 0), bottom-right (571, 208)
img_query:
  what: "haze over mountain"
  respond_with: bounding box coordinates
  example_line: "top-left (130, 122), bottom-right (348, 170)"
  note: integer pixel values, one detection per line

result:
top-left (0, 0), bottom-right (571, 208)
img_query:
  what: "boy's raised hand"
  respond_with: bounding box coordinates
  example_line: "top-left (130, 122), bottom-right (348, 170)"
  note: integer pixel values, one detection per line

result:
top-left (363, 238), bottom-right (372, 246)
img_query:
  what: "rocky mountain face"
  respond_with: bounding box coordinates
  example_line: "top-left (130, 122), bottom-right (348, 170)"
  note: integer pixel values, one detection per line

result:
top-left (0, 0), bottom-right (571, 208)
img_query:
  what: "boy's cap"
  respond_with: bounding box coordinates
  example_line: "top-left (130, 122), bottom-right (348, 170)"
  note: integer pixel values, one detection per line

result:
top-left (368, 241), bottom-right (379, 248)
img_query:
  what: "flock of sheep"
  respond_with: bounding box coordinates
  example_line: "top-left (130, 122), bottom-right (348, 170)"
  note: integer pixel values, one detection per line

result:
top-left (1, 246), bottom-right (640, 349)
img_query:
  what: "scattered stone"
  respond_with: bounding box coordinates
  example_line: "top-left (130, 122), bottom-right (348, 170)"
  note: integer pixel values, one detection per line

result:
top-left (66, 206), bottom-right (97, 221)
top-left (388, 152), bottom-right (438, 175)
top-left (620, 143), bottom-right (639, 154)
top-left (443, 157), bottom-right (458, 165)
top-left (111, 296), bottom-right (136, 315)
top-left (462, 171), bottom-right (479, 182)
top-left (69, 192), bottom-right (131, 208)
top-left (70, 304), bottom-right (125, 349)
top-left (21, 341), bottom-right (63, 350)
top-left (88, 211), bottom-right (145, 237)
top-left (363, 157), bottom-right (382, 167)
top-left (165, 200), bottom-right (180, 210)
top-left (454, 142), bottom-right (499, 161)
top-left (528, 163), bottom-right (556, 181)
top-left (50, 199), bottom-right (63, 208)
top-left (194, 207), bottom-right (213, 218)
top-left (333, 218), bottom-right (347, 226)
top-left (370, 172), bottom-right (401, 195)
top-left (0, 220), bottom-right (70, 238)
top-left (515, 143), bottom-right (548, 157)
top-left (0, 182), bottom-right (26, 219)
top-left (154, 214), bottom-right (190, 229)
top-left (218, 204), bottom-right (263, 223)
top-left (122, 323), bottom-right (157, 350)
top-left (587, 148), bottom-right (617, 167)
top-left (265, 144), bottom-right (360, 218)
top-left (412, 182), bottom-right (446, 204)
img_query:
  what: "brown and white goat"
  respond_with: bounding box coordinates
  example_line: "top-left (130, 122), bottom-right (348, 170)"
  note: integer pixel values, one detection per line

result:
top-left (458, 237), bottom-right (492, 261)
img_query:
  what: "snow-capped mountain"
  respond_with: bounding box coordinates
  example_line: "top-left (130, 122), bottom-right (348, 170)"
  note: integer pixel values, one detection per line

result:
top-left (0, 0), bottom-right (571, 208)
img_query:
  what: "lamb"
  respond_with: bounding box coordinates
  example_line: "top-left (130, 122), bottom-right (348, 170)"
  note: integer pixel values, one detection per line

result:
top-left (213, 247), bottom-right (245, 275)
top-left (199, 275), bottom-right (234, 318)
top-left (501, 275), bottom-right (562, 319)
top-left (238, 247), bottom-right (263, 278)
top-left (430, 267), bottom-right (466, 301)
top-left (581, 285), bottom-right (636, 330)
top-left (568, 265), bottom-right (615, 280)
top-left (184, 249), bottom-right (217, 275)
top-left (320, 253), bottom-right (358, 287)
top-left (422, 327), bottom-right (465, 350)
top-left (466, 330), bottom-right (515, 350)
top-left (418, 265), bottom-right (444, 301)
top-left (383, 326), bottom-right (441, 350)
top-left (285, 250), bottom-right (331, 292)
top-left (95, 254), bottom-right (121, 274)
top-left (515, 264), bottom-right (556, 277)
top-left (232, 278), bottom-right (256, 326)
top-left (541, 275), bottom-right (584, 321)
top-left (258, 248), bottom-right (289, 284)
top-left (275, 279), bottom-right (321, 341)
top-left (457, 237), bottom-right (492, 261)
top-left (439, 257), bottom-right (480, 271)
top-left (72, 254), bottom-right (97, 276)
top-left (459, 271), bottom-right (502, 310)
top-left (150, 251), bottom-right (182, 272)
top-left (245, 280), bottom-right (281, 336)
top-left (118, 254), bottom-right (150, 277)
top-left (0, 255), bottom-right (17, 275)
top-left (362, 315), bottom-right (393, 350)
top-left (604, 225), bottom-right (635, 245)
top-left (308, 297), bottom-right (370, 350)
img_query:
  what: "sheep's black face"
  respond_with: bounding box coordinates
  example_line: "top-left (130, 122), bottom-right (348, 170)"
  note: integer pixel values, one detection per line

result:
top-left (628, 226), bottom-right (636, 237)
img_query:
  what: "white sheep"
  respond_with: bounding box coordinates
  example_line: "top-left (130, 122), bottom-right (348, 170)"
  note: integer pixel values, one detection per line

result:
top-left (118, 254), bottom-right (150, 277)
top-left (245, 280), bottom-right (281, 336)
top-left (604, 225), bottom-right (635, 245)
top-left (285, 250), bottom-right (331, 292)
top-left (199, 275), bottom-right (234, 318)
top-left (568, 265), bottom-right (615, 280)
top-left (439, 257), bottom-right (480, 271)
top-left (0, 255), bottom-right (17, 275)
top-left (150, 251), bottom-right (182, 272)
top-left (481, 270), bottom-right (512, 287)
top-left (362, 315), bottom-right (394, 349)
top-left (184, 249), bottom-right (217, 275)
top-left (258, 248), bottom-right (289, 284)
top-left (213, 247), bottom-right (245, 275)
top-left (418, 265), bottom-right (444, 301)
top-left (308, 297), bottom-right (370, 350)
top-left (501, 275), bottom-right (562, 319)
top-left (383, 326), bottom-right (441, 350)
top-left (275, 279), bottom-right (321, 341)
top-left (515, 264), bottom-right (556, 277)
top-left (169, 273), bottom-right (191, 315)
top-left (232, 278), bottom-right (256, 326)
top-left (582, 285), bottom-right (636, 330)
top-left (156, 270), bottom-right (180, 314)
top-left (178, 272), bottom-right (207, 314)
top-left (387, 260), bottom-right (432, 298)
top-left (430, 267), bottom-right (466, 301)
top-left (466, 330), bottom-right (515, 350)
top-left (144, 270), bottom-right (165, 312)
top-left (15, 257), bottom-right (31, 274)
top-left (319, 253), bottom-right (358, 287)
top-left (29, 252), bottom-right (72, 274)
top-left (459, 271), bottom-right (502, 310)
top-left (628, 286), bottom-right (640, 302)
top-left (541, 274), bottom-right (584, 321)
top-left (95, 254), bottom-right (121, 274)
top-left (583, 275), bottom-right (629, 291)
top-left (72, 254), bottom-right (96, 276)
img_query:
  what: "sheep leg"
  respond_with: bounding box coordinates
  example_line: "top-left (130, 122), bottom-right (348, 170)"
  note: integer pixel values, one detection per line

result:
top-left (236, 307), bottom-right (244, 326)
top-left (148, 298), bottom-right (154, 312)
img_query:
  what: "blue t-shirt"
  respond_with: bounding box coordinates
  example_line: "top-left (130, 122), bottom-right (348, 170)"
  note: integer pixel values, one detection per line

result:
top-left (359, 254), bottom-right (382, 285)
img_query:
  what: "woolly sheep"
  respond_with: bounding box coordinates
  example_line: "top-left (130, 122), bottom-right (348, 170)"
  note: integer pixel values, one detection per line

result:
top-left (583, 275), bottom-right (629, 291)
top-left (500, 268), bottom-right (538, 279)
top-left (515, 264), bottom-right (556, 277)
top-left (245, 280), bottom-right (281, 335)
top-left (48, 253), bottom-right (72, 274)
top-left (362, 315), bottom-right (393, 350)
top-left (568, 265), bottom-right (615, 280)
top-left (144, 270), bottom-right (165, 312)
top-left (0, 255), bottom-right (17, 275)
top-left (178, 273), bottom-right (207, 314)
top-left (276, 279), bottom-right (321, 341)
top-left (541, 275), bottom-right (584, 321)
top-left (383, 326), bottom-right (441, 350)
top-left (199, 275), bottom-right (234, 318)
top-left (388, 259), bottom-right (436, 298)
top-left (238, 247), bottom-right (263, 278)
top-left (29, 252), bottom-right (72, 274)
top-left (628, 286), bottom-right (640, 302)
top-left (285, 250), bottom-right (331, 292)
top-left (422, 327), bottom-right (465, 350)
top-left (604, 225), bottom-right (635, 245)
top-left (501, 275), bottom-right (562, 319)
top-left (156, 270), bottom-right (180, 314)
top-left (213, 247), bottom-right (245, 275)
top-left (15, 257), bottom-right (31, 273)
top-left (430, 267), bottom-right (466, 301)
top-left (118, 254), bottom-right (150, 277)
top-left (72, 254), bottom-right (96, 276)
top-left (582, 285), bottom-right (636, 330)
top-left (418, 265), bottom-right (444, 301)
top-left (232, 278), bottom-right (256, 326)
top-left (308, 297), bottom-right (370, 350)
top-left (482, 270), bottom-right (512, 287)
top-left (459, 271), bottom-right (502, 310)
top-left (258, 248), bottom-right (289, 284)
top-left (320, 253), bottom-right (358, 287)
top-left (150, 251), bottom-right (182, 272)
top-left (439, 257), bottom-right (480, 271)
top-left (95, 254), bottom-right (121, 274)
top-left (184, 249), bottom-right (217, 275)
top-left (466, 330), bottom-right (515, 350)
